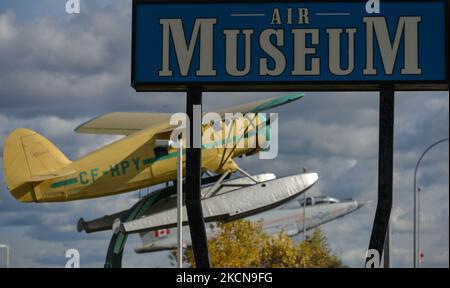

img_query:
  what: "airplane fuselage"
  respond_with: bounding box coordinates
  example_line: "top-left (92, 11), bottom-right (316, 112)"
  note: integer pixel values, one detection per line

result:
top-left (31, 120), bottom-right (261, 202)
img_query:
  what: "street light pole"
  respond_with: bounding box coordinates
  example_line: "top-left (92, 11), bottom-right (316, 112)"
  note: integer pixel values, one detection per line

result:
top-left (302, 167), bottom-right (307, 241)
top-left (0, 244), bottom-right (9, 268)
top-left (413, 138), bottom-right (448, 268)
top-left (303, 191), bottom-right (306, 241)
top-left (417, 187), bottom-right (421, 267)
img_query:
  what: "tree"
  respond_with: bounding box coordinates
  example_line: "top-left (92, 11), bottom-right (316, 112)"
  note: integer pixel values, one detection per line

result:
top-left (183, 219), bottom-right (345, 268)
top-left (295, 229), bottom-right (344, 268)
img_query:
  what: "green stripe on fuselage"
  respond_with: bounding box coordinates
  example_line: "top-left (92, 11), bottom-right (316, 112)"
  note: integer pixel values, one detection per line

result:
top-left (142, 150), bottom-right (186, 166)
top-left (51, 177), bottom-right (78, 188)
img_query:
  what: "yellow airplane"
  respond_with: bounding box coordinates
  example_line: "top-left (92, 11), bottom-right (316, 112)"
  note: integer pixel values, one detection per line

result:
top-left (2, 93), bottom-right (303, 203)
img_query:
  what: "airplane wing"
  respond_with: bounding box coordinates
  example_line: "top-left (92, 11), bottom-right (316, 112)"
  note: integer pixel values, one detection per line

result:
top-left (74, 93), bottom-right (303, 135)
top-left (212, 92), bottom-right (303, 116)
top-left (74, 112), bottom-right (171, 135)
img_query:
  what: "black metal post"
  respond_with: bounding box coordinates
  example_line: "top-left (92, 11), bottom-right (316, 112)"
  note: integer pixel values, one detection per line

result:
top-left (366, 84), bottom-right (395, 267)
top-left (384, 221), bottom-right (390, 267)
top-left (186, 87), bottom-right (211, 268)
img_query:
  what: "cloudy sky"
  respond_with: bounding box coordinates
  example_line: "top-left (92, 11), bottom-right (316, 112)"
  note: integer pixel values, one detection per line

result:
top-left (0, 0), bottom-right (448, 268)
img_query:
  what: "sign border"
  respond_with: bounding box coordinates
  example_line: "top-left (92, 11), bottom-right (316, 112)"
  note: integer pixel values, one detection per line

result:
top-left (131, 0), bottom-right (449, 92)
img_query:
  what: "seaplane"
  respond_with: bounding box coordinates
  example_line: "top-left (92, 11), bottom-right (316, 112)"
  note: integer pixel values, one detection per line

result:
top-left (135, 193), bottom-right (364, 253)
top-left (77, 170), bottom-right (363, 253)
top-left (2, 93), bottom-right (304, 203)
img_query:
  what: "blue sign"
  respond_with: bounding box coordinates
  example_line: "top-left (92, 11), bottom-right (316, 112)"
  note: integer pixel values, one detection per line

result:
top-left (132, 0), bottom-right (448, 91)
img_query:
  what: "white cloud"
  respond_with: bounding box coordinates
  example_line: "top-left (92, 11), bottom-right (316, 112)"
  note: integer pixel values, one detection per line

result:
top-left (0, 11), bottom-right (17, 43)
top-left (281, 118), bottom-right (378, 158)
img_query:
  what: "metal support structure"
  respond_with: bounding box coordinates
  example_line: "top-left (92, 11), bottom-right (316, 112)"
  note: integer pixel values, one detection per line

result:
top-left (303, 192), bottom-right (307, 241)
top-left (384, 222), bottom-right (390, 268)
top-left (186, 87), bottom-right (210, 268)
top-left (366, 85), bottom-right (395, 267)
top-left (0, 244), bottom-right (10, 268)
top-left (104, 191), bottom-right (163, 268)
top-left (176, 139), bottom-right (183, 268)
top-left (413, 137), bottom-right (448, 268)
top-left (204, 171), bottom-right (231, 198)
top-left (155, 139), bottom-right (184, 268)
top-left (236, 167), bottom-right (259, 183)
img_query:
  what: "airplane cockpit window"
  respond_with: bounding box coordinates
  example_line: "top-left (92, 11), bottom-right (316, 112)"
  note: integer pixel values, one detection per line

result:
top-left (328, 197), bottom-right (340, 204)
top-left (154, 147), bottom-right (169, 158)
top-left (282, 196), bottom-right (318, 210)
top-left (212, 120), bottom-right (222, 132)
top-left (305, 197), bottom-right (312, 206)
top-left (314, 196), bottom-right (328, 205)
top-left (296, 197), bottom-right (313, 207)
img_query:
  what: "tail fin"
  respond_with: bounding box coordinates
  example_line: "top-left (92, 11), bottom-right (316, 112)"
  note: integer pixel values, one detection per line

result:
top-left (2, 128), bottom-right (71, 202)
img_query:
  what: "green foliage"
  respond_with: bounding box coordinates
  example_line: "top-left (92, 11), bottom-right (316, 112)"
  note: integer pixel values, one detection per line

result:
top-left (295, 229), bottom-right (345, 268)
top-left (184, 219), bottom-right (345, 268)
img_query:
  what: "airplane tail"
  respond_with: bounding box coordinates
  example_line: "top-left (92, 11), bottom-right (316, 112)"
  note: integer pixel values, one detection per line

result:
top-left (2, 128), bottom-right (71, 202)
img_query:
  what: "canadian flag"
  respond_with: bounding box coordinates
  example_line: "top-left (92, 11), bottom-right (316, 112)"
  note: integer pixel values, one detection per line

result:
top-left (154, 229), bottom-right (171, 238)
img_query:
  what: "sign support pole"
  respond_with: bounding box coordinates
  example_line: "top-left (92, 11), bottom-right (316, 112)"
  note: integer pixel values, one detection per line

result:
top-left (366, 84), bottom-right (395, 267)
top-left (384, 221), bottom-right (391, 267)
top-left (186, 87), bottom-right (211, 268)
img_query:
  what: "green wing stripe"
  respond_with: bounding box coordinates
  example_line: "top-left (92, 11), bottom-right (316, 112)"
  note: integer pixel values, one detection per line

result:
top-left (251, 93), bottom-right (304, 113)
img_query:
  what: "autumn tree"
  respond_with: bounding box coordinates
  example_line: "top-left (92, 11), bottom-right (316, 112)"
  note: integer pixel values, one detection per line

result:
top-left (182, 219), bottom-right (345, 268)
